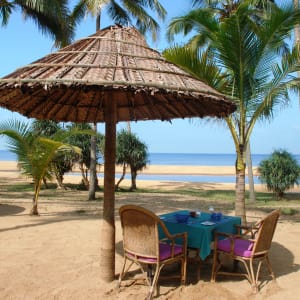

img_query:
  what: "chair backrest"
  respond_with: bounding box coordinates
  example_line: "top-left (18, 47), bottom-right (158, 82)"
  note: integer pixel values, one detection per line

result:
top-left (252, 209), bottom-right (280, 255)
top-left (119, 205), bottom-right (161, 259)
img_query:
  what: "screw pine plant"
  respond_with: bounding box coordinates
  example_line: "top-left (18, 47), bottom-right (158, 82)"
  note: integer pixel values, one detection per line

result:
top-left (258, 150), bottom-right (300, 199)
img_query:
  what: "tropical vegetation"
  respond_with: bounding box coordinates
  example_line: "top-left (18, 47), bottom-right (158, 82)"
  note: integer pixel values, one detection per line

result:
top-left (70, 0), bottom-right (166, 40)
top-left (32, 120), bottom-right (79, 189)
top-left (68, 0), bottom-right (167, 282)
top-left (66, 123), bottom-right (104, 190)
top-left (69, 0), bottom-right (167, 202)
top-left (115, 129), bottom-right (149, 190)
top-left (0, 0), bottom-right (73, 47)
top-left (259, 150), bottom-right (300, 199)
top-left (0, 119), bottom-right (94, 215)
top-left (164, 1), bottom-right (300, 223)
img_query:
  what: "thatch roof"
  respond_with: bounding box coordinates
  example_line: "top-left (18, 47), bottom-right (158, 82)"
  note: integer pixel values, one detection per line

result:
top-left (0, 25), bottom-right (235, 123)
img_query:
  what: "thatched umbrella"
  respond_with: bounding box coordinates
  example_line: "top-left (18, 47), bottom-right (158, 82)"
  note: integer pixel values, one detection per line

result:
top-left (0, 25), bottom-right (236, 282)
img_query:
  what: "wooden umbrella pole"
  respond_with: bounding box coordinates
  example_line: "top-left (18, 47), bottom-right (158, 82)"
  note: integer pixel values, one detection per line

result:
top-left (100, 98), bottom-right (117, 282)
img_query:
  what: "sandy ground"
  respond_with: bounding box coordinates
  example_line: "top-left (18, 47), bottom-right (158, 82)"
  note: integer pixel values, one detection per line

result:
top-left (1, 161), bottom-right (300, 300)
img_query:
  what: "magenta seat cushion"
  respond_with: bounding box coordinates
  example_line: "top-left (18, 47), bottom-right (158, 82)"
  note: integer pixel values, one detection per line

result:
top-left (159, 243), bottom-right (183, 260)
top-left (217, 238), bottom-right (253, 258)
top-left (126, 243), bottom-right (183, 263)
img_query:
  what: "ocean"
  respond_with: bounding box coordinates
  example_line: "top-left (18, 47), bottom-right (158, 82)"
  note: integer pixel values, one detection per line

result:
top-left (1, 150), bottom-right (300, 184)
top-left (2, 149), bottom-right (297, 165)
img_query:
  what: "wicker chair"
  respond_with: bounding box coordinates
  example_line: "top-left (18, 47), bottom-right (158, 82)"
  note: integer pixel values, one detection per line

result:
top-left (118, 205), bottom-right (187, 300)
top-left (211, 209), bottom-right (280, 292)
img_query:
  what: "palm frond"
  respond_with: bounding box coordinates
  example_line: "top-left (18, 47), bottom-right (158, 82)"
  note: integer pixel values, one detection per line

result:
top-left (20, 0), bottom-right (74, 47)
top-left (120, 0), bottom-right (160, 40)
top-left (108, 0), bottom-right (130, 25)
top-left (163, 46), bottom-right (228, 91)
top-left (0, 1), bottom-right (14, 26)
top-left (166, 8), bottom-right (218, 43)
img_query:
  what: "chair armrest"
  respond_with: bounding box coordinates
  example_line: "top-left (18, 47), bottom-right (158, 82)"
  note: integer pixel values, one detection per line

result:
top-left (213, 231), bottom-right (255, 254)
top-left (158, 218), bottom-right (187, 244)
top-left (160, 232), bottom-right (187, 257)
top-left (235, 223), bottom-right (259, 238)
top-left (214, 231), bottom-right (242, 239)
top-left (160, 232), bottom-right (187, 245)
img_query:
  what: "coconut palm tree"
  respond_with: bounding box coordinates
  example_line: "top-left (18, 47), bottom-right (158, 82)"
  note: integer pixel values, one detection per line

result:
top-left (70, 0), bottom-right (166, 201)
top-left (0, 119), bottom-right (83, 215)
top-left (70, 0), bottom-right (166, 40)
top-left (164, 2), bottom-right (300, 223)
top-left (32, 120), bottom-right (73, 189)
top-left (70, 1), bottom-right (166, 281)
top-left (0, 0), bottom-right (73, 47)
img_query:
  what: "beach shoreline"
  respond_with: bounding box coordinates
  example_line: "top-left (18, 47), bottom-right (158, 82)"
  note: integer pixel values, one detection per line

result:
top-left (2, 160), bottom-right (300, 192)
top-left (0, 160), bottom-right (255, 175)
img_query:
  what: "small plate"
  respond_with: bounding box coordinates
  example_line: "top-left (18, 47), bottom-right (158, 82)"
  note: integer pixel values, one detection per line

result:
top-left (201, 221), bottom-right (215, 226)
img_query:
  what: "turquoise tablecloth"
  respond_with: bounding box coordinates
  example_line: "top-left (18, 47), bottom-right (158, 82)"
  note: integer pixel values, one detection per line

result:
top-left (159, 210), bottom-right (241, 260)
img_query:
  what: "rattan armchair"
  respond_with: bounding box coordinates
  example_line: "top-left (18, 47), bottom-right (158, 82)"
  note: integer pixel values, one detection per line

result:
top-left (211, 209), bottom-right (280, 292)
top-left (118, 205), bottom-right (187, 300)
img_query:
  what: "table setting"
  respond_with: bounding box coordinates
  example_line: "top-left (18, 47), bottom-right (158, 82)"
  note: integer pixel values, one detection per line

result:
top-left (159, 209), bottom-right (241, 260)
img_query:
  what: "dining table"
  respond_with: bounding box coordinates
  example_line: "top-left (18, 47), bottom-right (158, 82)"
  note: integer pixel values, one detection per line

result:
top-left (159, 210), bottom-right (241, 261)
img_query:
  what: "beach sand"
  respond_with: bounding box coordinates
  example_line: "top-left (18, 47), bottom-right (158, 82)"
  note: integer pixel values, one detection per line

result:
top-left (1, 161), bottom-right (300, 299)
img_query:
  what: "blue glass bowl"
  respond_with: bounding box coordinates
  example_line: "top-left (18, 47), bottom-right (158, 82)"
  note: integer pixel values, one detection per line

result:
top-left (175, 213), bottom-right (189, 223)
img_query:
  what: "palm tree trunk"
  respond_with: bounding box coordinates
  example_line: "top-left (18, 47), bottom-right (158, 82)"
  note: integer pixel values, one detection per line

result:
top-left (88, 11), bottom-right (102, 201)
top-left (30, 182), bottom-right (40, 216)
top-left (130, 169), bottom-right (137, 190)
top-left (246, 142), bottom-right (256, 202)
top-left (235, 166), bottom-right (247, 224)
top-left (55, 175), bottom-right (66, 190)
top-left (88, 122), bottom-right (97, 200)
top-left (100, 99), bottom-right (117, 282)
top-left (79, 163), bottom-right (89, 189)
top-left (115, 163), bottom-right (126, 190)
top-left (30, 199), bottom-right (39, 216)
top-left (294, 0), bottom-right (300, 105)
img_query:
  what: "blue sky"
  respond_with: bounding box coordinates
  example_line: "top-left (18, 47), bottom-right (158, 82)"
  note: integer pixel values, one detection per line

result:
top-left (0, 1), bottom-right (299, 154)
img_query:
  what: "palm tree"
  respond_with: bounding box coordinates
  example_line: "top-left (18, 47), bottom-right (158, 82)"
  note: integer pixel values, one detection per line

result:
top-left (32, 120), bottom-right (79, 189)
top-left (70, 0), bottom-right (166, 39)
top-left (70, 0), bottom-right (166, 200)
top-left (0, 0), bottom-right (73, 47)
top-left (115, 129), bottom-right (149, 190)
top-left (66, 123), bottom-right (104, 189)
top-left (164, 2), bottom-right (300, 223)
top-left (70, 0), bottom-right (166, 281)
top-left (189, 0), bottom-right (284, 206)
top-left (0, 119), bottom-right (82, 215)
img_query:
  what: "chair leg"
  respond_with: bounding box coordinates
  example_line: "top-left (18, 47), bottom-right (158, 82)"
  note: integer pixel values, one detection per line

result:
top-left (117, 257), bottom-right (129, 288)
top-left (147, 265), bottom-right (154, 285)
top-left (211, 250), bottom-right (219, 282)
top-left (147, 265), bottom-right (163, 300)
top-left (265, 255), bottom-right (275, 280)
top-left (249, 258), bottom-right (258, 293)
top-left (181, 257), bottom-right (187, 285)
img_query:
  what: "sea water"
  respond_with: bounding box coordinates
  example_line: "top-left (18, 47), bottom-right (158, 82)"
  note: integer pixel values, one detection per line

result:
top-left (1, 150), bottom-right (300, 183)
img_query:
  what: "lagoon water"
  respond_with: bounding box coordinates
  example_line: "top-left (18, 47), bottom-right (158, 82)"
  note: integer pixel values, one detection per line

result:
top-left (1, 150), bottom-right (300, 184)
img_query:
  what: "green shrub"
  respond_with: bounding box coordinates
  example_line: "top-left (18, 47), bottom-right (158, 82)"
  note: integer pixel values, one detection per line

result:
top-left (258, 150), bottom-right (300, 199)
top-left (280, 207), bottom-right (297, 215)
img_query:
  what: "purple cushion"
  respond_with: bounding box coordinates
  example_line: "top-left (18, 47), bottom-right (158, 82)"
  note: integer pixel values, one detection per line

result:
top-left (159, 243), bottom-right (183, 260)
top-left (217, 238), bottom-right (253, 258)
top-left (126, 243), bottom-right (183, 263)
